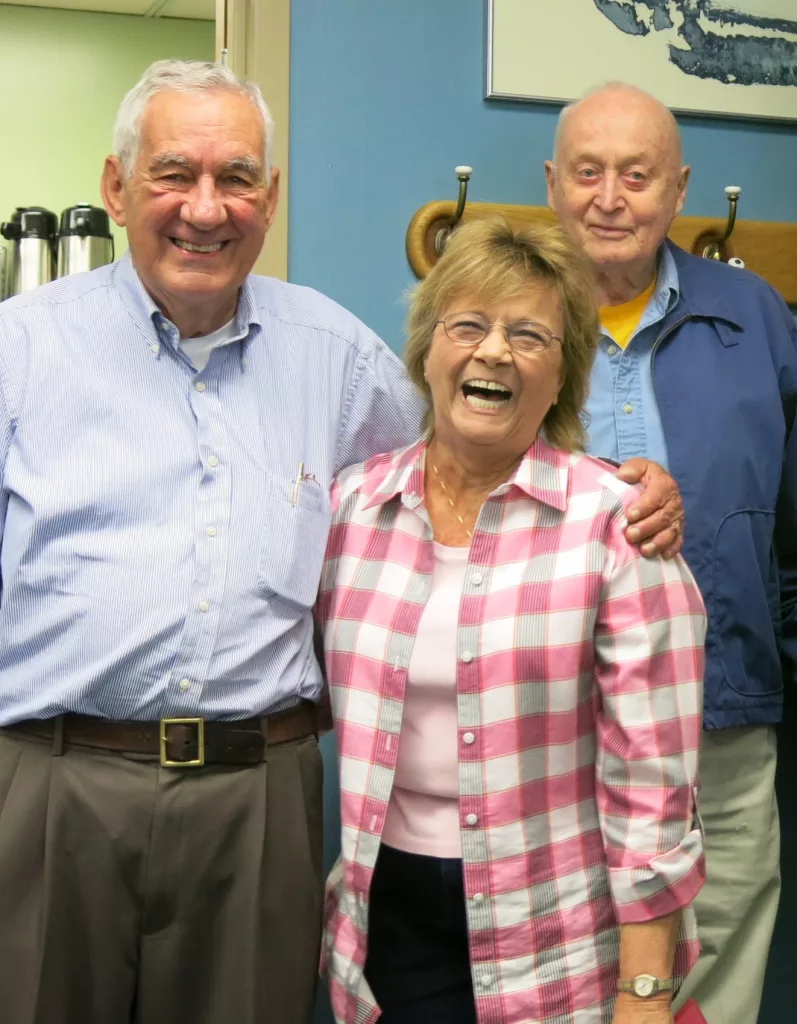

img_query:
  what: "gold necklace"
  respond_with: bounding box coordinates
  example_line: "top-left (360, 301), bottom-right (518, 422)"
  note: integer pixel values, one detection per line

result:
top-left (431, 462), bottom-right (473, 539)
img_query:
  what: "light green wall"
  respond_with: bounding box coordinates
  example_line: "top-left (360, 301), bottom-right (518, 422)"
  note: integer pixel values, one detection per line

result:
top-left (0, 4), bottom-right (215, 254)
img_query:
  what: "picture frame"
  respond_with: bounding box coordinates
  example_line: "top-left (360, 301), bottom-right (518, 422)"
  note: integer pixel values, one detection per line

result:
top-left (486, 0), bottom-right (797, 122)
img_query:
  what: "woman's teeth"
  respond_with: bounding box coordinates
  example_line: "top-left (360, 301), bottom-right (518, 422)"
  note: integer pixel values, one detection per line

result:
top-left (462, 379), bottom-right (513, 408)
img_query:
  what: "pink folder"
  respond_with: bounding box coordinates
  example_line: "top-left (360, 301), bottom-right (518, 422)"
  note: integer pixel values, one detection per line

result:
top-left (675, 1000), bottom-right (708, 1024)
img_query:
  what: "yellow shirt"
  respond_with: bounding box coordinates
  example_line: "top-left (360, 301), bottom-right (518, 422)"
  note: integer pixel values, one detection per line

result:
top-left (599, 278), bottom-right (657, 350)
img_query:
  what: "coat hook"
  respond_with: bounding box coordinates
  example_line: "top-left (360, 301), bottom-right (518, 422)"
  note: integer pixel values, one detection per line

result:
top-left (702, 186), bottom-right (742, 261)
top-left (435, 166), bottom-right (473, 255)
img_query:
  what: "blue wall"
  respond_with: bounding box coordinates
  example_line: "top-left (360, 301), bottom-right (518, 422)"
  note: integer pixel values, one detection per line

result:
top-left (289, 3), bottom-right (797, 1021)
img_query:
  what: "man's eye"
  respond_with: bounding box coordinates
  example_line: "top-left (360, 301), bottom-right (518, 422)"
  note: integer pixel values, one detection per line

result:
top-left (225, 176), bottom-right (249, 186)
top-left (578, 168), bottom-right (598, 180)
top-left (161, 173), bottom-right (188, 183)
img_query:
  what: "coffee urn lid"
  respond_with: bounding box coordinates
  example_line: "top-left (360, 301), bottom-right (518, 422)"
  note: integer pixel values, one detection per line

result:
top-left (1, 206), bottom-right (58, 241)
top-left (59, 204), bottom-right (112, 239)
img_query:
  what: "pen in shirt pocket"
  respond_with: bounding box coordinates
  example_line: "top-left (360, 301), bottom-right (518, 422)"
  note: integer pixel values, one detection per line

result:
top-left (291, 462), bottom-right (305, 508)
top-left (290, 463), bottom-right (320, 507)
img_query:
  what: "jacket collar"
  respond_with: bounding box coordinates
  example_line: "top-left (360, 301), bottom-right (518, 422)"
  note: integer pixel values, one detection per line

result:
top-left (361, 434), bottom-right (571, 515)
top-left (666, 240), bottom-right (744, 328)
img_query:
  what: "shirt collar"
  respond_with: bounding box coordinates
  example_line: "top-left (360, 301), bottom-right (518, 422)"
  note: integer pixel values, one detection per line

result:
top-left (362, 434), bottom-right (571, 515)
top-left (112, 250), bottom-right (262, 357)
top-left (636, 244), bottom-right (680, 330)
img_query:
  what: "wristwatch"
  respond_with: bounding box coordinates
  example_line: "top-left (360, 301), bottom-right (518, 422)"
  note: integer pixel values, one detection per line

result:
top-left (617, 974), bottom-right (674, 998)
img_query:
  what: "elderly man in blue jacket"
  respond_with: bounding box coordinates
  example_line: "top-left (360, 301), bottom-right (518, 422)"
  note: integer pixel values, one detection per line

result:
top-left (545, 81), bottom-right (797, 1024)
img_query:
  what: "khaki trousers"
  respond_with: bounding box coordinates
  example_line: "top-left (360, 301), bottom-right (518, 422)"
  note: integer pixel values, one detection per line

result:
top-left (674, 725), bottom-right (780, 1024)
top-left (0, 728), bottom-right (324, 1024)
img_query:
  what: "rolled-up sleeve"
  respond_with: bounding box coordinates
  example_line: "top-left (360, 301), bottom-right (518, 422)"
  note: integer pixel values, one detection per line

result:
top-left (594, 508), bottom-right (707, 924)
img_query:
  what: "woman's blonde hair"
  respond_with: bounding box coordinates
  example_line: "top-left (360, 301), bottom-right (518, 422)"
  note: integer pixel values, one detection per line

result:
top-left (404, 218), bottom-right (600, 452)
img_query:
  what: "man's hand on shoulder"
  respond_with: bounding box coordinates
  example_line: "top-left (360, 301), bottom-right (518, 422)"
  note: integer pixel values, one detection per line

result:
top-left (615, 457), bottom-right (684, 560)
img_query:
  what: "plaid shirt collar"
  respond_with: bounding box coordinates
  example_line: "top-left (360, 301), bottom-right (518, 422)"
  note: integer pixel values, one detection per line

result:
top-left (361, 434), bottom-right (571, 515)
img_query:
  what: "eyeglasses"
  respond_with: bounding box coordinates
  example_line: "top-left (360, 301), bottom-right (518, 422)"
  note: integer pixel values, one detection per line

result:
top-left (437, 312), bottom-right (562, 354)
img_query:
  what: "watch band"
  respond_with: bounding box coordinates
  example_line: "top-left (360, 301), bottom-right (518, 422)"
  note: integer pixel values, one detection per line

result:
top-left (617, 974), bottom-right (675, 998)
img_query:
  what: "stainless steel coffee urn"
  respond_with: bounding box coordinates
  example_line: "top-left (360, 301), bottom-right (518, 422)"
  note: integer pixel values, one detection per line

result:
top-left (1, 206), bottom-right (58, 296)
top-left (57, 204), bottom-right (114, 278)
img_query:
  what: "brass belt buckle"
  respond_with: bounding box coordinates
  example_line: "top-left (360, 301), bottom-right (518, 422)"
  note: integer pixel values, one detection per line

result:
top-left (160, 717), bottom-right (205, 768)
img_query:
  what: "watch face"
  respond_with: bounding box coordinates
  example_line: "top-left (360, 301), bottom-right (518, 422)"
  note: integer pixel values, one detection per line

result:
top-left (633, 976), bottom-right (657, 998)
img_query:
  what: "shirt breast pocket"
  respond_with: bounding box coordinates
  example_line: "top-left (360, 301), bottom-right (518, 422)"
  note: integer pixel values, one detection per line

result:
top-left (257, 475), bottom-right (332, 608)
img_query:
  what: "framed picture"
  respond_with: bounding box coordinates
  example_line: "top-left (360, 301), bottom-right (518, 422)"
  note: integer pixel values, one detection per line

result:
top-left (486, 0), bottom-right (797, 121)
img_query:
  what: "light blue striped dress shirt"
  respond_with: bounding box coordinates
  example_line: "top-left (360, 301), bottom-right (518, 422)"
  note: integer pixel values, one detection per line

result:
top-left (584, 245), bottom-right (679, 470)
top-left (0, 255), bottom-right (423, 724)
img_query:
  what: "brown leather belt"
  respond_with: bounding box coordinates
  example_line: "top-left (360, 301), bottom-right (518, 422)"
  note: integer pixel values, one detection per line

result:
top-left (1, 702), bottom-right (318, 768)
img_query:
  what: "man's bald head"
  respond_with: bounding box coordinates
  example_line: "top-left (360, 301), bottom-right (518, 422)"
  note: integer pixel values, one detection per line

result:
top-left (545, 81), bottom-right (690, 301)
top-left (553, 82), bottom-right (683, 170)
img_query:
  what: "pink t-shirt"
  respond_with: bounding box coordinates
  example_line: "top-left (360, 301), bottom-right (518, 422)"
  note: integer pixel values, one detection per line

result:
top-left (382, 541), bottom-right (469, 858)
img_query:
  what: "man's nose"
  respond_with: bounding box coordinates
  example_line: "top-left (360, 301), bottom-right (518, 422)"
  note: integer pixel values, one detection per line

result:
top-left (475, 325), bottom-right (513, 365)
top-left (593, 174), bottom-right (624, 213)
top-left (180, 177), bottom-right (228, 230)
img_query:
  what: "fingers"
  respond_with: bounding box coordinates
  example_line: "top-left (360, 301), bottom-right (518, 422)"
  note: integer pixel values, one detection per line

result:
top-left (614, 457), bottom-right (646, 485)
top-left (625, 496), bottom-right (682, 541)
top-left (627, 515), bottom-right (684, 559)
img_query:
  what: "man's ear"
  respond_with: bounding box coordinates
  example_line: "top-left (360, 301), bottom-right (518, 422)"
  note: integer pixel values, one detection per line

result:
top-left (544, 161), bottom-right (557, 212)
top-left (101, 155), bottom-right (128, 228)
top-left (674, 164), bottom-right (691, 218)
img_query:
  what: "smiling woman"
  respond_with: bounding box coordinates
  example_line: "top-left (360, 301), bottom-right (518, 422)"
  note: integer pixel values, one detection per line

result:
top-left (316, 217), bottom-right (708, 1024)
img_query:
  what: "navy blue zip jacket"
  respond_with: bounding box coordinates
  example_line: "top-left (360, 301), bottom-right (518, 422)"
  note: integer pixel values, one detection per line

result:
top-left (659, 242), bottom-right (797, 729)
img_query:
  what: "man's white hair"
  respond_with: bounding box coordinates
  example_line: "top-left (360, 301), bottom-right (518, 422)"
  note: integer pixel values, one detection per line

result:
top-left (113, 59), bottom-right (275, 183)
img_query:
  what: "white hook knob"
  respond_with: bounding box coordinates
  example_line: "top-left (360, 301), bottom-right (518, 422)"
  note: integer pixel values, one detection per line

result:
top-left (725, 186), bottom-right (742, 198)
top-left (728, 257), bottom-right (745, 269)
top-left (455, 165), bottom-right (473, 178)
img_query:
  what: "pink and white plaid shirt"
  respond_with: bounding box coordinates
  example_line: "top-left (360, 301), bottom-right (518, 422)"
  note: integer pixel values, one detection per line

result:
top-left (317, 436), bottom-right (706, 1024)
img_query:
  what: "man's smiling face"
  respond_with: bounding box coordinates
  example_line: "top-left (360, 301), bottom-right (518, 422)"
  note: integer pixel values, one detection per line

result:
top-left (545, 87), bottom-right (690, 280)
top-left (103, 87), bottom-right (278, 331)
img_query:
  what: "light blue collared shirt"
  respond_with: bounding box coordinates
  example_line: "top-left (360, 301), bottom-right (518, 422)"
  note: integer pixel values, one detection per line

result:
top-left (0, 255), bottom-right (423, 723)
top-left (584, 246), bottom-right (680, 470)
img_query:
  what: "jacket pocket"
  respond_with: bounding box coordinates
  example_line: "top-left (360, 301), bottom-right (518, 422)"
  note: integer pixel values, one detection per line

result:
top-left (712, 509), bottom-right (781, 697)
top-left (257, 475), bottom-right (332, 608)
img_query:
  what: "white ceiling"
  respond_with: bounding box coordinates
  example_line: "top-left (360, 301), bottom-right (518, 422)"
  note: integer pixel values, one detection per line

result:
top-left (4, 0), bottom-right (214, 20)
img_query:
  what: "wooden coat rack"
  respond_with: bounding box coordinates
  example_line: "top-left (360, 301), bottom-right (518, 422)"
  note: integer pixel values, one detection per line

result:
top-left (406, 170), bottom-right (797, 306)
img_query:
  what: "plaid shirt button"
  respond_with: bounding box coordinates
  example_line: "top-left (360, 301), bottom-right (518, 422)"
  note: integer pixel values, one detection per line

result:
top-left (465, 813), bottom-right (478, 826)
top-left (463, 732), bottom-right (476, 745)
top-left (461, 650), bottom-right (474, 663)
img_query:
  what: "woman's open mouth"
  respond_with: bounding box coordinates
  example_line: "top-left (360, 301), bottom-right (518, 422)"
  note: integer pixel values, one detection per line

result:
top-left (461, 379), bottom-right (513, 410)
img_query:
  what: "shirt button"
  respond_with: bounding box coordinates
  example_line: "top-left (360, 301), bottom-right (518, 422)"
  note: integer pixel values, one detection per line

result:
top-left (479, 974), bottom-right (493, 988)
top-left (471, 573), bottom-right (483, 587)
top-left (461, 651), bottom-right (473, 663)
top-left (471, 892), bottom-right (485, 904)
top-left (623, 403), bottom-right (634, 414)
top-left (463, 732), bottom-right (476, 745)
top-left (199, 600), bottom-right (210, 612)
top-left (206, 526), bottom-right (217, 537)
top-left (607, 345), bottom-right (618, 356)
top-left (195, 381), bottom-right (207, 393)
top-left (179, 678), bottom-right (191, 691)
top-left (207, 455), bottom-right (219, 468)
top-left (150, 343), bottom-right (161, 356)
top-left (465, 813), bottom-right (478, 826)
